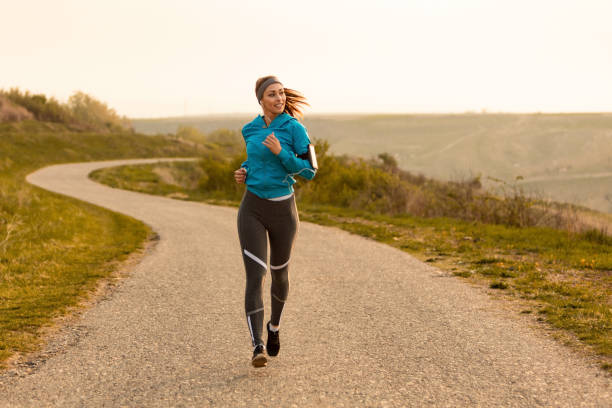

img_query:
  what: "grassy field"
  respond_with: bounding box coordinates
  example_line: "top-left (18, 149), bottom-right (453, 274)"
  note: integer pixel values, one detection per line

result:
top-left (133, 113), bottom-right (612, 214)
top-left (91, 160), bottom-right (612, 372)
top-left (0, 120), bottom-right (203, 369)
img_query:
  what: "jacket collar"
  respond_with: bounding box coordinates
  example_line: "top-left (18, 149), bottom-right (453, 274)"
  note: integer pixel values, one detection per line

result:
top-left (257, 112), bottom-right (292, 129)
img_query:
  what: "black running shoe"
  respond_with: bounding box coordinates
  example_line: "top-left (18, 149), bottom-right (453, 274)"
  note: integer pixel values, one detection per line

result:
top-left (251, 344), bottom-right (267, 368)
top-left (266, 321), bottom-right (280, 357)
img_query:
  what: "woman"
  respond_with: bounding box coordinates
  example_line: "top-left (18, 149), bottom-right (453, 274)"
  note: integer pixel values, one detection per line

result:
top-left (234, 75), bottom-right (316, 367)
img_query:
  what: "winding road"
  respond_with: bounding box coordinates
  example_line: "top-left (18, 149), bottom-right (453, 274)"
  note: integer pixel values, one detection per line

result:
top-left (0, 158), bottom-right (609, 407)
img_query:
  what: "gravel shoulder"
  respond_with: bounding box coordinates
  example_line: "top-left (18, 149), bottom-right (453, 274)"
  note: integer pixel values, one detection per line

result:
top-left (1, 158), bottom-right (609, 407)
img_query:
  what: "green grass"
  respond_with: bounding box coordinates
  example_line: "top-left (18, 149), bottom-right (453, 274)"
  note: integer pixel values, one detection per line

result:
top-left (0, 120), bottom-right (203, 368)
top-left (90, 160), bottom-right (612, 372)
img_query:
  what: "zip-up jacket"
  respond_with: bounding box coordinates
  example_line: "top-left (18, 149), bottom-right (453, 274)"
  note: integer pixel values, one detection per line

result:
top-left (240, 112), bottom-right (317, 199)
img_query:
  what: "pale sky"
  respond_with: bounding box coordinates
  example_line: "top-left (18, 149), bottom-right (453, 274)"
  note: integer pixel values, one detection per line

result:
top-left (2, 0), bottom-right (611, 118)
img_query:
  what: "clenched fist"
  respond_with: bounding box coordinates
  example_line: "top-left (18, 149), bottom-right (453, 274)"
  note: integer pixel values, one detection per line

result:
top-left (234, 167), bottom-right (247, 184)
top-left (262, 132), bottom-right (282, 155)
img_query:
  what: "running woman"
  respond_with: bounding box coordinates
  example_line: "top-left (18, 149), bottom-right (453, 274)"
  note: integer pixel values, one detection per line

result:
top-left (234, 76), bottom-right (317, 367)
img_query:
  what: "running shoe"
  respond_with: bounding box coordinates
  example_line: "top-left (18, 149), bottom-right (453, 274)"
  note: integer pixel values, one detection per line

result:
top-left (251, 344), bottom-right (267, 368)
top-left (266, 321), bottom-right (280, 357)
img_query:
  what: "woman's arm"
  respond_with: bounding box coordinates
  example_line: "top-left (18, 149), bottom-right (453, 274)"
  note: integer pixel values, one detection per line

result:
top-left (275, 124), bottom-right (317, 180)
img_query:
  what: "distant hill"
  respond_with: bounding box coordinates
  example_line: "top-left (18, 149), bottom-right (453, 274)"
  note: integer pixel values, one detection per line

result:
top-left (133, 113), bottom-right (612, 214)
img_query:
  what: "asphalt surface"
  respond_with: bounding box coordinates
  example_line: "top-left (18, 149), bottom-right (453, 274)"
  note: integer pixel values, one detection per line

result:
top-left (1, 157), bottom-right (609, 407)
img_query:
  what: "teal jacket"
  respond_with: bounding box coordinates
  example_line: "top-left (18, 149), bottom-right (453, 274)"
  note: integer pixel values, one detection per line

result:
top-left (241, 113), bottom-right (317, 199)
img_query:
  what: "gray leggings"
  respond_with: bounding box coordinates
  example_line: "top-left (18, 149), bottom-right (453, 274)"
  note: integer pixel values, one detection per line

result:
top-left (237, 189), bottom-right (299, 347)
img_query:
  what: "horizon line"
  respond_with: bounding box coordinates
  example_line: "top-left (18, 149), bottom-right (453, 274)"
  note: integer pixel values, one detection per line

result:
top-left (131, 110), bottom-right (612, 120)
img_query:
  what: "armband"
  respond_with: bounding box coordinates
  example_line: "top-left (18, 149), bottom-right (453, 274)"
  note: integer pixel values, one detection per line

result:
top-left (296, 144), bottom-right (318, 170)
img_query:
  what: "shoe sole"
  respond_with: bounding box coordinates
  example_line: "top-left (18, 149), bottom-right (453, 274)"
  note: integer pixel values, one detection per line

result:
top-left (251, 353), bottom-right (267, 368)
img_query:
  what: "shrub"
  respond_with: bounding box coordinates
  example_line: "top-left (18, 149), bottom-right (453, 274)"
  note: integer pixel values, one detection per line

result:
top-left (0, 88), bottom-right (131, 132)
top-left (176, 126), bottom-right (207, 144)
top-left (1, 88), bottom-right (74, 124)
top-left (206, 128), bottom-right (242, 147)
top-left (0, 95), bottom-right (33, 122)
top-left (176, 127), bottom-right (242, 156)
top-left (67, 91), bottom-right (131, 132)
top-left (194, 136), bottom-right (589, 232)
top-left (197, 149), bottom-right (246, 201)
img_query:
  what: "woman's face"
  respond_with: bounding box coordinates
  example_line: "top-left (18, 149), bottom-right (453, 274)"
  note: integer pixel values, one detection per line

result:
top-left (260, 83), bottom-right (286, 115)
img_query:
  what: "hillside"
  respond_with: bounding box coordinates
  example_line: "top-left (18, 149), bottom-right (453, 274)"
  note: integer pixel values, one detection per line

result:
top-left (133, 113), bottom-right (612, 214)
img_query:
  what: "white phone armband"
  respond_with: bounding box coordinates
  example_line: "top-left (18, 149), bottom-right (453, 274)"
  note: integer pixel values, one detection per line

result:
top-left (296, 144), bottom-right (318, 170)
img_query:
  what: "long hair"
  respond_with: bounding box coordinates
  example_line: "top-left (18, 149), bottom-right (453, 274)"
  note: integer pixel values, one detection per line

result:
top-left (255, 76), bottom-right (310, 120)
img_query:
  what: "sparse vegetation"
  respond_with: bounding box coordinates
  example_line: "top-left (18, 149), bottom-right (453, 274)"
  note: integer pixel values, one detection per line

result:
top-left (67, 91), bottom-right (130, 132)
top-left (133, 113), bottom-right (612, 215)
top-left (148, 136), bottom-right (598, 233)
top-left (0, 88), bottom-right (132, 132)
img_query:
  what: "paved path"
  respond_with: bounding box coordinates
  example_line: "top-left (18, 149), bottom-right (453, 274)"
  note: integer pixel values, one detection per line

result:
top-left (1, 158), bottom-right (609, 407)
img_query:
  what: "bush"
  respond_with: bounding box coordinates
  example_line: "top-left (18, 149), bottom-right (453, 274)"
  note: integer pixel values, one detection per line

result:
top-left (68, 91), bottom-right (131, 132)
top-left (0, 95), bottom-right (33, 122)
top-left (194, 136), bottom-right (585, 231)
top-left (1, 88), bottom-right (74, 124)
top-left (197, 149), bottom-right (246, 201)
top-left (0, 88), bottom-right (131, 132)
top-left (176, 127), bottom-right (242, 156)
top-left (176, 126), bottom-right (207, 144)
top-left (206, 128), bottom-right (242, 147)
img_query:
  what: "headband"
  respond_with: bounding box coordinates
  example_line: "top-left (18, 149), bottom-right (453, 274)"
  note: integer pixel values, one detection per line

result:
top-left (256, 77), bottom-right (283, 102)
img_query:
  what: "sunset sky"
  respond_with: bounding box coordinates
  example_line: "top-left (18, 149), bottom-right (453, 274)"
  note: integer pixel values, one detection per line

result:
top-left (2, 0), bottom-right (611, 117)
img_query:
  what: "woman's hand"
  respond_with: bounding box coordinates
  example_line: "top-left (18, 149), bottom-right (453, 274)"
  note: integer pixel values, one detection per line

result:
top-left (262, 132), bottom-right (282, 155)
top-left (234, 167), bottom-right (247, 184)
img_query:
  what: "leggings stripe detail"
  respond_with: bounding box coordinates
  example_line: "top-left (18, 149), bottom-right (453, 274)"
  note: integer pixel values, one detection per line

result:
top-left (243, 249), bottom-right (267, 270)
top-left (246, 307), bottom-right (264, 316)
top-left (247, 315), bottom-right (255, 345)
top-left (270, 259), bottom-right (290, 270)
top-left (238, 189), bottom-right (299, 347)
